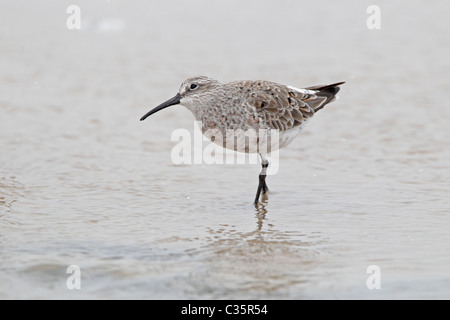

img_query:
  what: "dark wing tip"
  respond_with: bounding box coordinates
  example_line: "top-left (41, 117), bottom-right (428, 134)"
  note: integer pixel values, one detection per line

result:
top-left (307, 81), bottom-right (345, 113)
top-left (325, 81), bottom-right (345, 95)
top-left (306, 81), bottom-right (345, 92)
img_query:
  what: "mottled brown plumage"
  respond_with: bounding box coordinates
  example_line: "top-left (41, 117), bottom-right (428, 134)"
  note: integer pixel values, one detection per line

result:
top-left (227, 79), bottom-right (343, 134)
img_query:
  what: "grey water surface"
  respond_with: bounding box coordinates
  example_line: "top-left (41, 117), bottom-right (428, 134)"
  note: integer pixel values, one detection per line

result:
top-left (0, 0), bottom-right (449, 299)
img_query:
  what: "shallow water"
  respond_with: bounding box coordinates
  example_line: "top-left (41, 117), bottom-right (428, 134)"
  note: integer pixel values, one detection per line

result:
top-left (1, 0), bottom-right (450, 299)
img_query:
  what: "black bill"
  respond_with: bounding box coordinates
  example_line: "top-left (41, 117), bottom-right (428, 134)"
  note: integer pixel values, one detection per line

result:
top-left (140, 93), bottom-right (182, 121)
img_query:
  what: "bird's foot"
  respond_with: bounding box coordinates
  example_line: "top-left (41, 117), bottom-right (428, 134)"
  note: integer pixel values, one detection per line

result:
top-left (262, 181), bottom-right (269, 193)
top-left (254, 174), bottom-right (267, 205)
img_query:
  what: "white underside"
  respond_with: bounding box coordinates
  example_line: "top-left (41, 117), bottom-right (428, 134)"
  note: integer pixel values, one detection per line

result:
top-left (202, 124), bottom-right (305, 155)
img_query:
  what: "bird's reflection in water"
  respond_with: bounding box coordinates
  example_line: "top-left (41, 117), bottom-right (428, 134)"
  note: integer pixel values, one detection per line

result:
top-left (254, 197), bottom-right (268, 232)
top-left (198, 198), bottom-right (327, 297)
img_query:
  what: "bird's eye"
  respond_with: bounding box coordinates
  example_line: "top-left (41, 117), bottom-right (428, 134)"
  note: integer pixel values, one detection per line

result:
top-left (190, 83), bottom-right (198, 90)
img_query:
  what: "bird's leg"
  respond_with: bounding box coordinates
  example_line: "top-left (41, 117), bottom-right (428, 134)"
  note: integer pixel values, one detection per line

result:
top-left (260, 155), bottom-right (269, 192)
top-left (254, 155), bottom-right (269, 205)
top-left (261, 172), bottom-right (269, 193)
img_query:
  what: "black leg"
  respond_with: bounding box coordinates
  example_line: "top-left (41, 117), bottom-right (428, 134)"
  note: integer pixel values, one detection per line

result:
top-left (254, 173), bottom-right (267, 205)
top-left (262, 179), bottom-right (269, 193)
top-left (254, 162), bottom-right (269, 205)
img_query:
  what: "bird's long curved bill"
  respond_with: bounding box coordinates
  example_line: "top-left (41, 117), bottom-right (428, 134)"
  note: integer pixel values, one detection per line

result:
top-left (140, 93), bottom-right (181, 121)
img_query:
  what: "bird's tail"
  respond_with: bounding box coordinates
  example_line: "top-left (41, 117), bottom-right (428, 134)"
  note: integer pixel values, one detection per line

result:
top-left (305, 82), bottom-right (345, 112)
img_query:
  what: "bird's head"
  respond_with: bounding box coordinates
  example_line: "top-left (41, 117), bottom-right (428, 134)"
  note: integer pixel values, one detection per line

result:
top-left (140, 76), bottom-right (220, 121)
